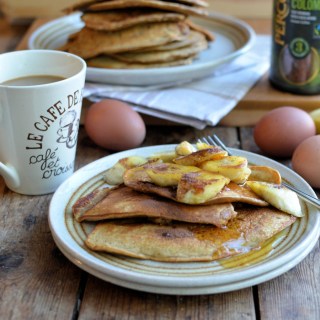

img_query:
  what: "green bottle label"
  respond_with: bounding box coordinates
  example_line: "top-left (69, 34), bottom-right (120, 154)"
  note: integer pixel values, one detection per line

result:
top-left (270, 0), bottom-right (320, 94)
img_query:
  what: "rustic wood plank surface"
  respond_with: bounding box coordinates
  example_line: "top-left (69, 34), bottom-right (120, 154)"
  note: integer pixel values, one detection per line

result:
top-left (0, 15), bottom-right (319, 320)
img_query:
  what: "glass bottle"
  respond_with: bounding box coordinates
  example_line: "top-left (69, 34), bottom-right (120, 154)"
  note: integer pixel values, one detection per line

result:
top-left (270, 0), bottom-right (320, 94)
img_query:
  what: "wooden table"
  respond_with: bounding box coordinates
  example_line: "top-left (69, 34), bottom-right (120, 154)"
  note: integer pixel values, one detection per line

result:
top-left (1, 16), bottom-right (320, 320)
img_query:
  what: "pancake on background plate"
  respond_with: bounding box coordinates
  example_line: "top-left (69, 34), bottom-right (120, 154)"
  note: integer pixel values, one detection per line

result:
top-left (81, 10), bottom-right (187, 31)
top-left (87, 0), bottom-right (209, 17)
top-left (86, 55), bottom-right (195, 68)
top-left (61, 0), bottom-right (213, 68)
top-left (61, 21), bottom-right (189, 59)
top-left (110, 32), bottom-right (208, 64)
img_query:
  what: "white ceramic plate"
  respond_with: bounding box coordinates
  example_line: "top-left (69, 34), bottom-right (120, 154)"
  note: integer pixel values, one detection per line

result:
top-left (28, 12), bottom-right (255, 85)
top-left (49, 145), bottom-right (320, 295)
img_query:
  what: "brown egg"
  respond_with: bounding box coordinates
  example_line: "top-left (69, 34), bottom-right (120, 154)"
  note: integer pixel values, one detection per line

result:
top-left (254, 106), bottom-right (316, 158)
top-left (292, 135), bottom-right (320, 188)
top-left (85, 99), bottom-right (146, 151)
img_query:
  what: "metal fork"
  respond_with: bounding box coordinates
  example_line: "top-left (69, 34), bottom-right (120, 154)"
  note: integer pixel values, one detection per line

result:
top-left (198, 134), bottom-right (320, 209)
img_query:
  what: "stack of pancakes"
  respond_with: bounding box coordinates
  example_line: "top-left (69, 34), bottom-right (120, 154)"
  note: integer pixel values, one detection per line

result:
top-left (62, 0), bottom-right (213, 69)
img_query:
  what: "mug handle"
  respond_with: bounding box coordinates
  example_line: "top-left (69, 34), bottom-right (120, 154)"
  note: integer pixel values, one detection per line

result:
top-left (0, 162), bottom-right (20, 189)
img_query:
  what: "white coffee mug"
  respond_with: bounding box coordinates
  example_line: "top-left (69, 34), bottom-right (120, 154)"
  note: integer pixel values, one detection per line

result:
top-left (0, 50), bottom-right (86, 195)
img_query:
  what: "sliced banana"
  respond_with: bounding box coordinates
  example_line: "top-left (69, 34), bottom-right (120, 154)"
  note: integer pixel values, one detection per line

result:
top-left (246, 181), bottom-right (303, 217)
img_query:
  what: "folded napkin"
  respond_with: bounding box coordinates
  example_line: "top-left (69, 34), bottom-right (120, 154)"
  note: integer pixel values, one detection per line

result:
top-left (83, 35), bottom-right (271, 129)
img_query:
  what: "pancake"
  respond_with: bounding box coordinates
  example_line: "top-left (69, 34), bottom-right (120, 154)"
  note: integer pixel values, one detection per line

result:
top-left (185, 19), bottom-right (215, 41)
top-left (87, 55), bottom-right (194, 68)
top-left (61, 22), bottom-right (189, 58)
top-left (87, 0), bottom-right (209, 17)
top-left (133, 30), bottom-right (206, 52)
top-left (248, 165), bottom-right (282, 184)
top-left (65, 0), bottom-right (209, 12)
top-left (64, 0), bottom-right (98, 13)
top-left (207, 182), bottom-right (269, 206)
top-left (172, 0), bottom-right (209, 7)
top-left (85, 206), bottom-right (296, 262)
top-left (73, 184), bottom-right (237, 228)
top-left (82, 10), bottom-right (187, 31)
top-left (111, 35), bottom-right (207, 63)
top-left (123, 180), bottom-right (268, 206)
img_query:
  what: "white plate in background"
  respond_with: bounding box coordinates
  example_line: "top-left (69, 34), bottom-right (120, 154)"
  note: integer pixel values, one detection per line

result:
top-left (29, 12), bottom-right (255, 85)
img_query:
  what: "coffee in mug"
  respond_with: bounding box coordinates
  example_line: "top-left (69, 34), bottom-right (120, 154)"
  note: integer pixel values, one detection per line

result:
top-left (2, 75), bottom-right (65, 86)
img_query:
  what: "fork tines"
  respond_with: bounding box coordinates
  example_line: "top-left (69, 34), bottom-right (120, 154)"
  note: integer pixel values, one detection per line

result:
top-left (198, 134), bottom-right (232, 155)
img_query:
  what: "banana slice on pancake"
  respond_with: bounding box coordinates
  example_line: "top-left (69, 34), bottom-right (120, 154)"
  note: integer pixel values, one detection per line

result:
top-left (123, 163), bottom-right (268, 206)
top-left (246, 181), bottom-right (303, 217)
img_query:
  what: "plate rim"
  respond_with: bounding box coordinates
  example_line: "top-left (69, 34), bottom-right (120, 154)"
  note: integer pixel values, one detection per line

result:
top-left (48, 144), bottom-right (320, 294)
top-left (51, 230), bottom-right (318, 295)
top-left (28, 12), bottom-right (256, 85)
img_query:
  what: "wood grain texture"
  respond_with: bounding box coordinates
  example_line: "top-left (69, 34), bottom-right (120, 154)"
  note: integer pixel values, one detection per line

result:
top-left (1, 16), bottom-right (320, 320)
top-left (0, 190), bottom-right (82, 319)
top-left (208, 0), bottom-right (272, 19)
top-left (257, 240), bottom-right (320, 320)
top-left (79, 276), bottom-right (255, 320)
top-left (221, 73), bottom-right (320, 126)
top-left (0, 17), bottom-right (28, 52)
